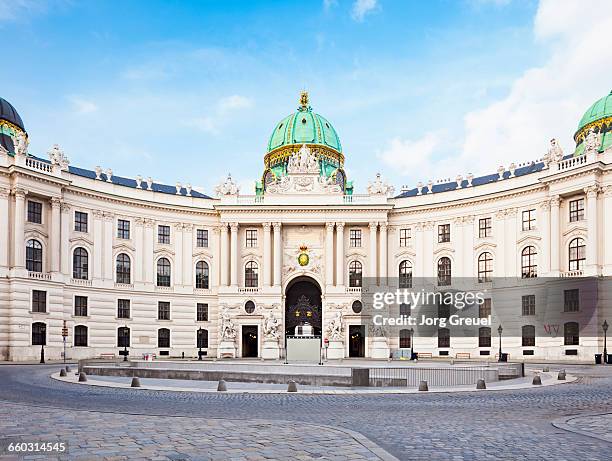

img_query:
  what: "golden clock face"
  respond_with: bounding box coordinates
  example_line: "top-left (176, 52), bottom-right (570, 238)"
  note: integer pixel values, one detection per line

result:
top-left (298, 252), bottom-right (309, 266)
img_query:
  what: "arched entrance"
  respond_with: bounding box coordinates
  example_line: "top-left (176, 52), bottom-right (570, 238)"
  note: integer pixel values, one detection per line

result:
top-left (285, 276), bottom-right (322, 338)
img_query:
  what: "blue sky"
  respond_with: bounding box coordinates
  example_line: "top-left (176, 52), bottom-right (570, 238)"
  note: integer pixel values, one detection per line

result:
top-left (2, 0), bottom-right (611, 194)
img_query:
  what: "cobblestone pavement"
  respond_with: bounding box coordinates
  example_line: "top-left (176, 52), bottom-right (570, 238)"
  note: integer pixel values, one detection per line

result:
top-left (553, 412), bottom-right (612, 444)
top-left (0, 364), bottom-right (611, 460)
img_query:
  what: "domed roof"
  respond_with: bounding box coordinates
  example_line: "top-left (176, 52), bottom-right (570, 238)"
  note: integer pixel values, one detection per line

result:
top-left (0, 97), bottom-right (25, 131)
top-left (574, 90), bottom-right (612, 155)
top-left (267, 92), bottom-right (342, 153)
top-left (0, 97), bottom-right (26, 154)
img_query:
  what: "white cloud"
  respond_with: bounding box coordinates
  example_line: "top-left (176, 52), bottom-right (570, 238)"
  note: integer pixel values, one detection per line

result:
top-left (187, 94), bottom-right (254, 134)
top-left (0, 0), bottom-right (46, 22)
top-left (351, 0), bottom-right (378, 22)
top-left (378, 131), bottom-right (444, 178)
top-left (218, 95), bottom-right (253, 113)
top-left (68, 96), bottom-right (98, 114)
top-left (323, 0), bottom-right (337, 11)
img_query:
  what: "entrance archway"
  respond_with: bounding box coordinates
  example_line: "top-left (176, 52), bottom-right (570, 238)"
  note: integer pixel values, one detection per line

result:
top-left (284, 276), bottom-right (322, 338)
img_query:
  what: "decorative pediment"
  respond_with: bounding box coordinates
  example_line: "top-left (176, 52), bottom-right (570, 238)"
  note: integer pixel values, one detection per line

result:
top-left (153, 247), bottom-right (175, 256)
top-left (193, 249), bottom-right (213, 259)
top-left (394, 248), bottom-right (416, 259)
top-left (25, 228), bottom-right (48, 241)
top-left (516, 235), bottom-right (541, 246)
top-left (433, 245), bottom-right (455, 255)
top-left (69, 235), bottom-right (94, 247)
top-left (346, 248), bottom-right (367, 259)
top-left (473, 241), bottom-right (496, 252)
top-left (562, 224), bottom-right (587, 237)
top-left (113, 242), bottom-right (135, 252)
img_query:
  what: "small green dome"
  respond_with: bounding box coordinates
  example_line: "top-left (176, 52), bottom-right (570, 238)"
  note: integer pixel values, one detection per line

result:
top-left (576, 90), bottom-right (612, 133)
top-left (267, 92), bottom-right (342, 153)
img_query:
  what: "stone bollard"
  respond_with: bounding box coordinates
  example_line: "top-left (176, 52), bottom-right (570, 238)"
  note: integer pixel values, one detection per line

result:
top-left (558, 370), bottom-right (566, 380)
top-left (59, 368), bottom-right (67, 377)
top-left (543, 366), bottom-right (550, 372)
top-left (131, 377), bottom-right (141, 388)
top-left (65, 365), bottom-right (71, 373)
top-left (418, 380), bottom-right (428, 391)
top-left (217, 380), bottom-right (227, 392)
top-left (476, 379), bottom-right (486, 390)
top-left (287, 380), bottom-right (298, 392)
top-left (78, 372), bottom-right (87, 382)
top-left (532, 374), bottom-right (542, 385)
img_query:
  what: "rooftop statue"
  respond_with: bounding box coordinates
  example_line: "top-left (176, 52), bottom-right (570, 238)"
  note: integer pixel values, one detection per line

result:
top-left (367, 172), bottom-right (394, 196)
top-left (584, 128), bottom-right (601, 155)
top-left (47, 144), bottom-right (70, 171)
top-left (547, 138), bottom-right (564, 162)
top-left (215, 173), bottom-right (240, 196)
top-left (13, 131), bottom-right (28, 157)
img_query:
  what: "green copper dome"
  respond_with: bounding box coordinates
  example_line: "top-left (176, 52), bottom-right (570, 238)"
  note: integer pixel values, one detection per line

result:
top-left (267, 92), bottom-right (342, 153)
top-left (577, 90), bottom-right (612, 132)
top-left (574, 90), bottom-right (612, 155)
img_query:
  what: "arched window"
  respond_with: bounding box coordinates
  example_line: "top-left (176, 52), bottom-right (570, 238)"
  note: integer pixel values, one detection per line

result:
top-left (478, 327), bottom-right (491, 347)
top-left (351, 300), bottom-right (363, 314)
top-left (74, 325), bottom-right (88, 347)
top-left (564, 322), bottom-right (579, 346)
top-left (521, 246), bottom-right (537, 278)
top-left (116, 253), bottom-right (131, 284)
top-left (437, 257), bottom-right (451, 286)
top-left (156, 258), bottom-right (171, 287)
top-left (197, 328), bottom-right (209, 349)
top-left (399, 260), bottom-right (412, 288)
top-left (26, 239), bottom-right (43, 272)
top-left (349, 261), bottom-right (362, 287)
top-left (438, 328), bottom-right (450, 348)
top-left (477, 252), bottom-right (493, 283)
top-left (399, 329), bottom-right (411, 348)
top-left (568, 238), bottom-right (585, 271)
top-left (522, 325), bottom-right (535, 347)
top-left (73, 247), bottom-right (89, 280)
top-left (158, 328), bottom-right (170, 348)
top-left (195, 261), bottom-right (209, 289)
top-left (245, 261), bottom-right (258, 287)
top-left (117, 327), bottom-right (130, 347)
top-left (32, 322), bottom-right (46, 346)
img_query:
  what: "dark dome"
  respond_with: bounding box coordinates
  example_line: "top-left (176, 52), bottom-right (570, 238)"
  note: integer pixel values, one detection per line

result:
top-left (0, 97), bottom-right (25, 130)
top-left (0, 97), bottom-right (26, 153)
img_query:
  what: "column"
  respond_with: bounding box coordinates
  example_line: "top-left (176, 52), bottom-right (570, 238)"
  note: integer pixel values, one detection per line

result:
top-left (453, 217), bottom-right (463, 278)
top-left (504, 208), bottom-right (517, 277)
top-left (550, 196), bottom-right (560, 274)
top-left (230, 222), bottom-right (239, 287)
top-left (539, 201), bottom-right (550, 275)
top-left (335, 222), bottom-right (345, 286)
top-left (0, 188), bottom-right (10, 268)
top-left (369, 222), bottom-right (378, 282)
top-left (220, 224), bottom-right (229, 286)
top-left (585, 184), bottom-right (600, 274)
top-left (50, 198), bottom-right (61, 273)
top-left (12, 188), bottom-right (26, 269)
top-left (182, 224), bottom-right (193, 286)
top-left (93, 211), bottom-right (103, 279)
top-left (273, 222), bottom-right (282, 287)
top-left (423, 222), bottom-right (434, 278)
top-left (414, 223), bottom-right (424, 278)
top-left (604, 186), bottom-right (612, 275)
top-left (263, 223), bottom-right (271, 287)
top-left (325, 223), bottom-right (335, 286)
top-left (60, 202), bottom-right (71, 275)
top-left (174, 223), bottom-right (183, 286)
top-left (144, 219), bottom-right (154, 283)
top-left (103, 212), bottom-right (114, 280)
top-left (134, 218), bottom-right (144, 283)
top-left (493, 211), bottom-right (506, 277)
top-left (380, 222), bottom-right (388, 281)
top-left (462, 216), bottom-right (474, 278)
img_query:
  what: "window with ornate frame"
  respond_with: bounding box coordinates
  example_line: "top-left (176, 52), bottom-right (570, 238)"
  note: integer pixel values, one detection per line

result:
top-left (521, 246), bottom-right (537, 278)
top-left (348, 260), bottom-right (362, 288)
top-left (27, 200), bottom-right (42, 224)
top-left (74, 211), bottom-right (88, 232)
top-left (568, 238), bottom-right (585, 271)
top-left (26, 239), bottom-right (42, 272)
top-left (72, 247), bottom-right (88, 280)
top-left (196, 229), bottom-right (208, 248)
top-left (349, 229), bottom-right (362, 247)
top-left (195, 261), bottom-right (209, 289)
top-left (399, 260), bottom-right (412, 288)
top-left (245, 261), bottom-right (258, 287)
top-left (569, 198), bottom-right (584, 222)
top-left (522, 209), bottom-right (536, 231)
top-left (477, 252), bottom-right (493, 283)
top-left (245, 229), bottom-right (258, 248)
top-left (156, 258), bottom-right (171, 286)
top-left (438, 224), bottom-right (451, 243)
top-left (399, 228), bottom-right (411, 247)
top-left (117, 219), bottom-right (130, 239)
top-left (437, 257), bottom-right (451, 286)
top-left (478, 218), bottom-right (491, 238)
top-left (158, 225), bottom-right (170, 244)
top-left (116, 253), bottom-right (131, 284)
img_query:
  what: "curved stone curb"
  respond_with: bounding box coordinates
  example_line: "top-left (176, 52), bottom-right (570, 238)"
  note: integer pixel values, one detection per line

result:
top-left (551, 412), bottom-right (612, 444)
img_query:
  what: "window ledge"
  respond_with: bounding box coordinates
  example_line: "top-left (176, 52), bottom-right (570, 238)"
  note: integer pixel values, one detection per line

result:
top-left (29, 310), bottom-right (48, 315)
top-left (72, 315), bottom-right (91, 319)
top-left (115, 317), bottom-right (132, 321)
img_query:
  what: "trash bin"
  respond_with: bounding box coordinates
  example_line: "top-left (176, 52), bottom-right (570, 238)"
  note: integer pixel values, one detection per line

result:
top-left (595, 353), bottom-right (602, 364)
top-left (411, 351), bottom-right (418, 360)
top-left (606, 354), bottom-right (612, 365)
top-left (500, 353), bottom-right (508, 362)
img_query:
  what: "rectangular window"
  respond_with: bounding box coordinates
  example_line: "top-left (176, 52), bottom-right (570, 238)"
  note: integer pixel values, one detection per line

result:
top-left (438, 301), bottom-right (450, 319)
top-left (438, 329), bottom-right (450, 348)
top-left (74, 211), bottom-right (88, 232)
top-left (569, 198), bottom-right (584, 222)
top-left (158, 225), bottom-right (170, 244)
top-left (399, 228), bottom-right (411, 247)
top-left (564, 289), bottom-right (580, 312)
top-left (399, 303), bottom-right (411, 317)
top-left (27, 201), bottom-right (42, 224)
top-left (74, 296), bottom-right (88, 317)
top-left (117, 219), bottom-right (130, 239)
top-left (197, 303), bottom-right (209, 322)
top-left (522, 295), bottom-right (536, 316)
top-left (479, 328), bottom-right (491, 348)
top-left (478, 218), bottom-right (492, 238)
top-left (245, 229), bottom-right (257, 247)
top-left (32, 290), bottom-right (47, 313)
top-left (196, 229), bottom-right (208, 248)
top-left (479, 298), bottom-right (491, 318)
top-left (158, 301), bottom-right (170, 320)
top-left (117, 299), bottom-right (130, 319)
top-left (438, 224), bottom-right (450, 243)
top-left (522, 209), bottom-right (536, 231)
top-left (350, 229), bottom-right (362, 248)
top-left (74, 326), bottom-right (88, 347)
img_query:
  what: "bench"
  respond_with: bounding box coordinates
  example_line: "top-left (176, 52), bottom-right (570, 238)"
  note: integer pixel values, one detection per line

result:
top-left (417, 352), bottom-right (432, 358)
top-left (99, 353), bottom-right (116, 359)
top-left (455, 352), bottom-right (471, 359)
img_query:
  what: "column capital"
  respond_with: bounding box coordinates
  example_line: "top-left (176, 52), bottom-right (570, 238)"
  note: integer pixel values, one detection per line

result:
top-left (603, 184), bottom-right (612, 197)
top-left (463, 215), bottom-right (475, 224)
top-left (326, 222), bottom-right (335, 232)
top-left (504, 207), bottom-right (517, 218)
top-left (229, 222), bottom-right (239, 231)
top-left (423, 221), bottom-right (434, 231)
top-left (12, 187), bottom-right (27, 198)
top-left (539, 200), bottom-right (550, 211)
top-left (452, 216), bottom-right (463, 226)
top-left (50, 197), bottom-right (62, 209)
top-left (414, 222), bottom-right (423, 232)
top-left (103, 211), bottom-right (115, 221)
top-left (335, 222), bottom-right (345, 231)
top-left (0, 187), bottom-right (10, 199)
top-left (550, 195), bottom-right (561, 208)
top-left (263, 222), bottom-right (272, 232)
top-left (144, 218), bottom-right (155, 228)
top-left (135, 217), bottom-right (145, 226)
top-left (60, 202), bottom-right (71, 214)
top-left (495, 210), bottom-right (506, 220)
top-left (272, 222), bottom-right (282, 231)
top-left (369, 222), bottom-right (378, 231)
top-left (174, 222), bottom-right (184, 231)
top-left (93, 210), bottom-right (104, 219)
top-left (584, 184), bottom-right (601, 198)
top-left (182, 223), bottom-right (193, 232)
top-left (379, 222), bottom-right (388, 231)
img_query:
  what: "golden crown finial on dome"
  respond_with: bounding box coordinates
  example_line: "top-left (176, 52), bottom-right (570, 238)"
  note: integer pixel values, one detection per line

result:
top-left (299, 90), bottom-right (309, 109)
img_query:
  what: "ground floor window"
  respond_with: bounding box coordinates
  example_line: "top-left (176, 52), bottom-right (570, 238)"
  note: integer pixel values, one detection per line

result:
top-left (117, 327), bottom-right (130, 347)
top-left (74, 325), bottom-right (88, 347)
top-left (158, 328), bottom-right (170, 348)
top-left (32, 322), bottom-right (46, 346)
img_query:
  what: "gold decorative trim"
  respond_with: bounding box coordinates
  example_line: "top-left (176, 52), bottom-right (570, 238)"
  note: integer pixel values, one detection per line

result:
top-left (264, 144), bottom-right (344, 170)
top-left (0, 119), bottom-right (27, 137)
top-left (574, 116), bottom-right (612, 144)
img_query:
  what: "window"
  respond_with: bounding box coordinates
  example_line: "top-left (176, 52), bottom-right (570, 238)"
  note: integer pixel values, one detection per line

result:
top-left (72, 247), bottom-right (88, 280)
top-left (348, 261), bottom-right (362, 288)
top-left (479, 218), bottom-right (492, 238)
top-left (117, 327), bottom-right (130, 347)
top-left (478, 327), bottom-right (491, 347)
top-left (245, 300), bottom-right (256, 314)
top-left (479, 298), bottom-right (491, 318)
top-left (156, 258), bottom-right (171, 286)
top-left (117, 219), bottom-right (130, 239)
top-left (522, 325), bottom-right (535, 347)
top-left (522, 295), bottom-right (536, 316)
top-left (74, 296), bottom-right (88, 317)
top-left (74, 211), bottom-right (88, 232)
top-left (521, 246), bottom-right (537, 278)
top-left (477, 252), bottom-right (493, 283)
top-left (438, 224), bottom-right (450, 243)
top-left (197, 328), bottom-right (209, 349)
top-left (32, 290), bottom-right (46, 313)
top-left (399, 303), bottom-right (411, 317)
top-left (351, 300), bottom-right (363, 314)
top-left (564, 289), bottom-right (579, 312)
top-left (158, 328), bottom-right (170, 348)
top-left (27, 200), bottom-right (42, 224)
top-left (26, 239), bottom-right (43, 272)
top-left (399, 329), bottom-right (411, 348)
top-left (246, 229), bottom-right (258, 248)
top-left (74, 325), bottom-right (88, 347)
top-left (116, 253), bottom-right (131, 284)
top-left (117, 299), bottom-right (130, 319)
top-left (158, 225), bottom-right (170, 244)
top-left (568, 238), bottom-right (585, 271)
top-left (197, 303), bottom-right (208, 322)
top-left (569, 198), bottom-right (584, 222)
top-left (438, 328), bottom-right (450, 348)
top-left (196, 229), bottom-right (208, 248)
top-left (32, 322), bottom-right (46, 346)
top-left (158, 301), bottom-right (170, 320)
top-left (438, 300), bottom-right (450, 319)
top-left (195, 261), bottom-right (209, 289)
top-left (244, 261), bottom-right (258, 287)
top-left (564, 322), bottom-right (579, 346)
top-left (437, 257), bottom-right (451, 286)
top-left (522, 209), bottom-right (536, 231)
top-left (349, 229), bottom-right (362, 247)
top-left (399, 228), bottom-right (411, 247)
top-left (399, 260), bottom-right (412, 288)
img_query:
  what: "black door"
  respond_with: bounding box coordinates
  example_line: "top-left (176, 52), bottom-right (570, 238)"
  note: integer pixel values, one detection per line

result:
top-left (349, 325), bottom-right (365, 357)
top-left (242, 326), bottom-right (258, 358)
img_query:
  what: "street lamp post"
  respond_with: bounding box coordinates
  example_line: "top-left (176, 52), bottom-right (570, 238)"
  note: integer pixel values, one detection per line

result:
top-left (603, 320), bottom-right (609, 364)
top-left (198, 327), bottom-right (203, 361)
top-left (122, 324), bottom-right (129, 362)
top-left (410, 328), bottom-right (415, 360)
top-left (497, 324), bottom-right (503, 362)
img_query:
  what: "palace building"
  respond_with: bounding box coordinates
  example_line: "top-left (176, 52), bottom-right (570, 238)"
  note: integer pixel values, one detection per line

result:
top-left (0, 91), bottom-right (611, 362)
